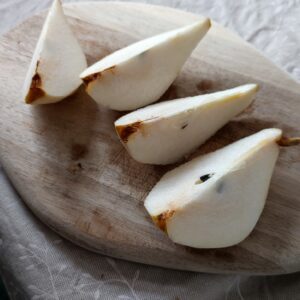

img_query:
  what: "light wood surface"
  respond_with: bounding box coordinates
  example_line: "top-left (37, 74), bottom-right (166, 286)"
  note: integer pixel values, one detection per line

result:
top-left (0, 1), bottom-right (299, 274)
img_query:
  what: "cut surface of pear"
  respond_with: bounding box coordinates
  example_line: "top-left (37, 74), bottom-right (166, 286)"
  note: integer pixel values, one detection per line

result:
top-left (23, 0), bottom-right (87, 105)
top-left (115, 84), bottom-right (258, 165)
top-left (80, 19), bottom-right (211, 111)
top-left (144, 128), bottom-right (283, 248)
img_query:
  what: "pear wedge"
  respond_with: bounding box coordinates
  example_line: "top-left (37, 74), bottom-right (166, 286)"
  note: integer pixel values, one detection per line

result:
top-left (144, 128), bottom-right (283, 248)
top-left (115, 84), bottom-right (258, 165)
top-left (80, 19), bottom-right (211, 111)
top-left (23, 0), bottom-right (87, 105)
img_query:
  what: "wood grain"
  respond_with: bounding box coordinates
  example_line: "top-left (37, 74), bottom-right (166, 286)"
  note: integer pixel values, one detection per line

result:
top-left (0, 1), bottom-right (299, 274)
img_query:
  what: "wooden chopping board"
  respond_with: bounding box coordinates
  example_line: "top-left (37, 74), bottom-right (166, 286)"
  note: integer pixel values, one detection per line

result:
top-left (0, 1), bottom-right (299, 275)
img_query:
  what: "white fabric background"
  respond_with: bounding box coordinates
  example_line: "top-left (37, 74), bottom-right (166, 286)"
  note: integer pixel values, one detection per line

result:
top-left (0, 0), bottom-right (299, 299)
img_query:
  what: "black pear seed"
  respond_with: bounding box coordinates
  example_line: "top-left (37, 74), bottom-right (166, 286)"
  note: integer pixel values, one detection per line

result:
top-left (200, 173), bottom-right (214, 182)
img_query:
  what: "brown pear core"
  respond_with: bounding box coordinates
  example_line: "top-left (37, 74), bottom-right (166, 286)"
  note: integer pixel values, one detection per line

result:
top-left (25, 73), bottom-right (45, 104)
top-left (116, 121), bottom-right (143, 143)
top-left (152, 210), bottom-right (175, 232)
top-left (277, 137), bottom-right (300, 147)
top-left (82, 66), bottom-right (116, 86)
top-left (82, 72), bottom-right (101, 86)
top-left (25, 61), bottom-right (45, 104)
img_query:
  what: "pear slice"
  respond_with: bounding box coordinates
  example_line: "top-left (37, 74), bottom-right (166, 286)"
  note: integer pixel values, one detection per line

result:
top-left (115, 84), bottom-right (258, 165)
top-left (80, 19), bottom-right (211, 111)
top-left (144, 128), bottom-right (283, 248)
top-left (23, 0), bottom-right (87, 105)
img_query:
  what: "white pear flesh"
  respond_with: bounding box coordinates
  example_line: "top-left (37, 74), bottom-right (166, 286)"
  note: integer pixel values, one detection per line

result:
top-left (115, 84), bottom-right (258, 165)
top-left (144, 128), bottom-right (282, 248)
top-left (80, 19), bottom-right (211, 111)
top-left (23, 0), bottom-right (87, 104)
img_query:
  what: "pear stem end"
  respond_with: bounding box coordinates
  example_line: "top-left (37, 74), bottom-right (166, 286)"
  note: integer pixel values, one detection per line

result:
top-left (277, 137), bottom-right (300, 147)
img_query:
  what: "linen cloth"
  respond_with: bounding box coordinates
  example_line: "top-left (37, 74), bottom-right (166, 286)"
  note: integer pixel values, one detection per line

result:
top-left (0, 0), bottom-right (299, 299)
